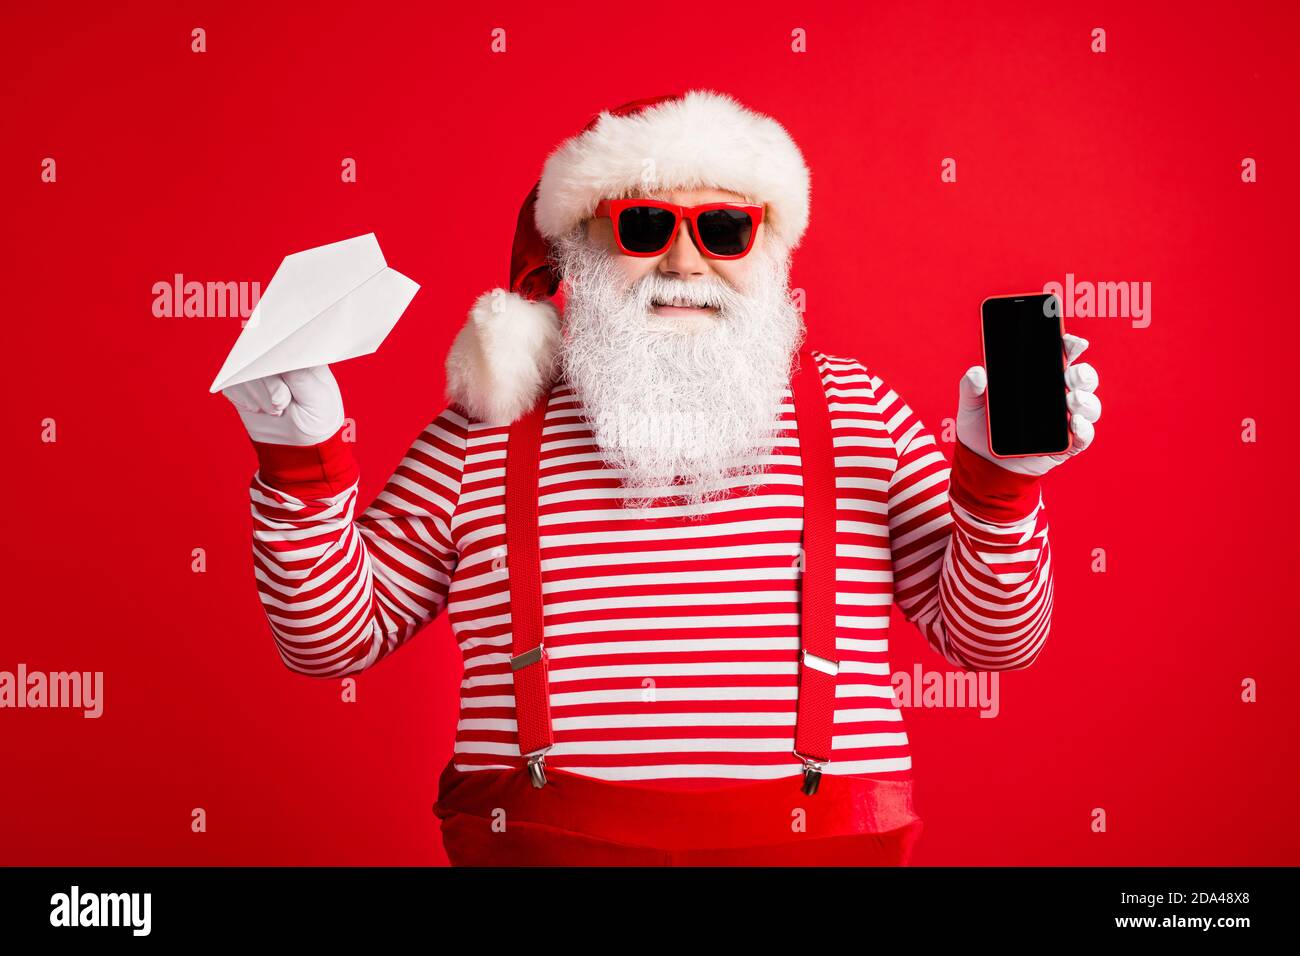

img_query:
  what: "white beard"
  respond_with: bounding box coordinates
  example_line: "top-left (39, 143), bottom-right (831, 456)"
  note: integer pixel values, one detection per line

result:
top-left (550, 226), bottom-right (806, 514)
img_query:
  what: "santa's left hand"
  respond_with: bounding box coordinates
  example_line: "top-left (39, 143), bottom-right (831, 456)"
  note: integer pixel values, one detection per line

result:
top-left (955, 332), bottom-right (1101, 478)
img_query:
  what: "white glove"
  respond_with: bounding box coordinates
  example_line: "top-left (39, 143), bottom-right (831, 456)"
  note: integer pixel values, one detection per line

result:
top-left (222, 366), bottom-right (345, 446)
top-left (955, 332), bottom-right (1101, 477)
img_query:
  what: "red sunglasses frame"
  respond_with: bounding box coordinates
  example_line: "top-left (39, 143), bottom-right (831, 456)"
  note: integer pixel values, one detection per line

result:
top-left (591, 198), bottom-right (765, 259)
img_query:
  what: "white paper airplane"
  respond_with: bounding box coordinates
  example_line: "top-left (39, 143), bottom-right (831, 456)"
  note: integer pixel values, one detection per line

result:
top-left (209, 233), bottom-right (420, 393)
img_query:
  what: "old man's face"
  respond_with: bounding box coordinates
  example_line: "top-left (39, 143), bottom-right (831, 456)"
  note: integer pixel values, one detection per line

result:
top-left (550, 187), bottom-right (805, 512)
top-left (582, 187), bottom-right (765, 333)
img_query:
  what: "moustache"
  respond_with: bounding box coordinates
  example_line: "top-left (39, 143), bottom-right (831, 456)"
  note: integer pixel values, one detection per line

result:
top-left (615, 273), bottom-right (750, 326)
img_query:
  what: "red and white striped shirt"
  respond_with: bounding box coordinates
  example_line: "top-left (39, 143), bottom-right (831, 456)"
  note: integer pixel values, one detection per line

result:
top-left (247, 350), bottom-right (1051, 788)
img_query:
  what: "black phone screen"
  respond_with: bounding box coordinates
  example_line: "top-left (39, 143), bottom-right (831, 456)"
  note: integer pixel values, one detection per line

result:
top-left (981, 293), bottom-right (1070, 457)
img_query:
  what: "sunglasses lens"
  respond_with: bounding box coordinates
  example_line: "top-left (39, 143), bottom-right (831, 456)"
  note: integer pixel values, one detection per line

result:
top-left (696, 209), bottom-right (754, 256)
top-left (617, 206), bottom-right (678, 253)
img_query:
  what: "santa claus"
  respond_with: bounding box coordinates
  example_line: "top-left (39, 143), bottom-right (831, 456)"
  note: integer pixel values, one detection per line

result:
top-left (222, 89), bottom-right (1101, 866)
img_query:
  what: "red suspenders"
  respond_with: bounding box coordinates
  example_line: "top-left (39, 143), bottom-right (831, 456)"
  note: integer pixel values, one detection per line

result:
top-left (504, 347), bottom-right (839, 793)
top-left (504, 393), bottom-right (553, 788)
top-left (789, 348), bottom-right (840, 795)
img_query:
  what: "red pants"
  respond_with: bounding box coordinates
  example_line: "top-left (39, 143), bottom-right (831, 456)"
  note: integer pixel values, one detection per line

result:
top-left (433, 761), bottom-right (924, 866)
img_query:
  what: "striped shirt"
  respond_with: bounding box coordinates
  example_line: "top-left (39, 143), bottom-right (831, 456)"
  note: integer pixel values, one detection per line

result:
top-left (247, 350), bottom-right (1052, 788)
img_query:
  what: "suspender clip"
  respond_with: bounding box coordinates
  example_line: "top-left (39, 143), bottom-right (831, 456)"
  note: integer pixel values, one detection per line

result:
top-left (800, 649), bottom-right (839, 676)
top-left (796, 754), bottom-right (827, 796)
top-left (524, 747), bottom-right (551, 789)
top-left (510, 645), bottom-right (545, 671)
top-left (511, 648), bottom-right (550, 787)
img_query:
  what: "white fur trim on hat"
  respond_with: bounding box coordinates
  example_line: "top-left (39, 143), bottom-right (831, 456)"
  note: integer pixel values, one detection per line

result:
top-left (535, 89), bottom-right (811, 250)
top-left (445, 289), bottom-right (561, 426)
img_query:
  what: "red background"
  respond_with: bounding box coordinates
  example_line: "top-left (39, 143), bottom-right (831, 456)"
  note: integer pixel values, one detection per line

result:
top-left (2, 0), bottom-right (1296, 865)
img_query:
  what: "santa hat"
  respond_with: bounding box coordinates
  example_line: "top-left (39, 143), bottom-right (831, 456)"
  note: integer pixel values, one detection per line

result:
top-left (445, 88), bottom-right (812, 426)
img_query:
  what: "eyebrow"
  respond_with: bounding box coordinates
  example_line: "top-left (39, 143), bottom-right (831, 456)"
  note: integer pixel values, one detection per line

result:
top-left (619, 189), bottom-right (758, 204)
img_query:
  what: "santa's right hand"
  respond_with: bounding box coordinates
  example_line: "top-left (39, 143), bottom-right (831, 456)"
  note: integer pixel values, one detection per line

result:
top-left (222, 366), bottom-right (345, 446)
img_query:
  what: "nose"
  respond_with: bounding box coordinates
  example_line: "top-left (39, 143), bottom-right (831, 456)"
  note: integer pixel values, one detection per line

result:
top-left (658, 219), bottom-right (709, 279)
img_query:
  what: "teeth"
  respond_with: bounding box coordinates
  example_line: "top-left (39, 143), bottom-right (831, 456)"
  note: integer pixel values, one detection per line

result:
top-left (656, 297), bottom-right (708, 309)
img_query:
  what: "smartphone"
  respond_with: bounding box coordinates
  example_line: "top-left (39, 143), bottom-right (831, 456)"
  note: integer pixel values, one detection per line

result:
top-left (979, 292), bottom-right (1072, 458)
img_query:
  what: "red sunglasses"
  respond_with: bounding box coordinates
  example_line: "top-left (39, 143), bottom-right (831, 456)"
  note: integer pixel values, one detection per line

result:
top-left (592, 198), bottom-right (765, 259)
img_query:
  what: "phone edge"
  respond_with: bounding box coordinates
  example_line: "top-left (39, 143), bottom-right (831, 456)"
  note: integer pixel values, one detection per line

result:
top-left (979, 291), bottom-right (1073, 459)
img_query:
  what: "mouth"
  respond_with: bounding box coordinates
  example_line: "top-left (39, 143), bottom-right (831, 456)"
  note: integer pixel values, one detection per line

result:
top-left (650, 296), bottom-right (720, 319)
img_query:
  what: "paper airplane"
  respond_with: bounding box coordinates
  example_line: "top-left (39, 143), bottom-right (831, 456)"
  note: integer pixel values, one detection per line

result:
top-left (209, 233), bottom-right (420, 393)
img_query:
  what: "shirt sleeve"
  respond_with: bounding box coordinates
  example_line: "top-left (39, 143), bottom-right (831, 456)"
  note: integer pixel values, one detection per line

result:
top-left (245, 405), bottom-right (470, 677)
top-left (876, 372), bottom-right (1053, 671)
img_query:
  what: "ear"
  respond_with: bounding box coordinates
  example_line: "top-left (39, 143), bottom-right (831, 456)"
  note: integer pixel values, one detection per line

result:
top-left (445, 289), bottom-right (562, 426)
